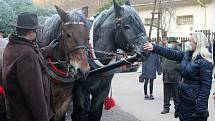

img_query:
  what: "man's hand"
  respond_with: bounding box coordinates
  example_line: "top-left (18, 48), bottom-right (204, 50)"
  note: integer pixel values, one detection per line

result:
top-left (49, 39), bottom-right (59, 49)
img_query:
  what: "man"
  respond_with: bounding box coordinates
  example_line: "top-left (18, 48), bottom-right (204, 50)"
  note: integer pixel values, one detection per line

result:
top-left (161, 37), bottom-right (168, 47)
top-left (2, 12), bottom-right (57, 121)
top-left (0, 79), bottom-right (6, 121)
top-left (161, 37), bottom-right (181, 116)
top-left (0, 30), bottom-right (7, 121)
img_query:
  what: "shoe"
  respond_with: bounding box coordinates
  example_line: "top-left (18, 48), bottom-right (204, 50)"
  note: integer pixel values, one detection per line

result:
top-left (149, 95), bottom-right (154, 100)
top-left (144, 94), bottom-right (149, 100)
top-left (174, 111), bottom-right (179, 118)
top-left (161, 109), bottom-right (169, 114)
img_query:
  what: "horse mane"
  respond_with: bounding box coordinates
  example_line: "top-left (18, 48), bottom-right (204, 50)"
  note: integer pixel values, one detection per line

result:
top-left (91, 5), bottom-right (145, 42)
top-left (41, 9), bottom-right (87, 47)
top-left (42, 14), bottom-right (61, 46)
top-left (120, 5), bottom-right (145, 32)
top-left (92, 9), bottom-right (113, 32)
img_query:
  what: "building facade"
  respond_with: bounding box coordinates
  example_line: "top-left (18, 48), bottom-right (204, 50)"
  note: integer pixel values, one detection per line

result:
top-left (211, 0), bottom-right (215, 32)
top-left (32, 0), bottom-right (214, 37)
top-left (32, 0), bottom-right (110, 16)
top-left (135, 0), bottom-right (214, 37)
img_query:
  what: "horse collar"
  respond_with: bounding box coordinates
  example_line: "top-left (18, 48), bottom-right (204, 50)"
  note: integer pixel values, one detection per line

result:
top-left (47, 58), bottom-right (78, 84)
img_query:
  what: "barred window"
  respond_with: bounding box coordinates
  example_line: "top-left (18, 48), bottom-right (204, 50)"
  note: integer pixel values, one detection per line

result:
top-left (176, 15), bottom-right (193, 25)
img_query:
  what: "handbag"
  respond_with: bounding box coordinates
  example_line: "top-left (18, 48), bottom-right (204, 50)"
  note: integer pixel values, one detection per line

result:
top-left (139, 75), bottom-right (144, 83)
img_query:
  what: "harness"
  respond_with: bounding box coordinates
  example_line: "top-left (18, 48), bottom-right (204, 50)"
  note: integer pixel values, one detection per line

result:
top-left (114, 16), bottom-right (146, 52)
top-left (47, 21), bottom-right (88, 83)
top-left (0, 85), bottom-right (5, 95)
top-left (89, 14), bottom-right (146, 68)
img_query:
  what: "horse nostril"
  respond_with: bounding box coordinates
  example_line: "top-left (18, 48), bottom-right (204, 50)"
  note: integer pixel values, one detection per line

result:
top-left (77, 68), bottom-right (88, 80)
top-left (77, 68), bottom-right (82, 74)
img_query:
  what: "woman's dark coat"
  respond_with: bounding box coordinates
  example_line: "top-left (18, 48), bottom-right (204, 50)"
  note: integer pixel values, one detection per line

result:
top-left (140, 52), bottom-right (161, 80)
top-left (153, 44), bottom-right (214, 120)
top-left (2, 35), bottom-right (54, 121)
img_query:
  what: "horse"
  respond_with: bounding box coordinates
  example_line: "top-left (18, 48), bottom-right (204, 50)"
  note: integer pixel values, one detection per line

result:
top-left (37, 6), bottom-right (90, 121)
top-left (72, 0), bottom-right (148, 121)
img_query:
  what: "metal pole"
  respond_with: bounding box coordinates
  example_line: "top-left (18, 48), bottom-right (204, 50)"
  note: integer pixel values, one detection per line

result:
top-left (157, 0), bottom-right (162, 43)
top-left (89, 54), bottom-right (140, 76)
top-left (148, 0), bottom-right (158, 41)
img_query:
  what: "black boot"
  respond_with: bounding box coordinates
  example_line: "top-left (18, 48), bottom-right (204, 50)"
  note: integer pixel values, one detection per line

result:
top-left (161, 108), bottom-right (169, 114)
top-left (174, 111), bottom-right (179, 118)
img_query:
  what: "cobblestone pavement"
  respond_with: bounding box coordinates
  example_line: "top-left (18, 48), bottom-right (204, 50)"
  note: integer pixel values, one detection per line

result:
top-left (111, 72), bottom-right (215, 121)
top-left (100, 106), bottom-right (141, 121)
top-left (65, 105), bottom-right (141, 121)
top-left (66, 72), bottom-right (215, 121)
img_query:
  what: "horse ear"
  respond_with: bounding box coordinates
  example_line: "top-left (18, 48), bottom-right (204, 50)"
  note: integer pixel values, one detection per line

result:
top-left (81, 6), bottom-right (88, 18)
top-left (113, 0), bottom-right (122, 18)
top-left (124, 0), bottom-right (131, 6)
top-left (55, 5), bottom-right (68, 22)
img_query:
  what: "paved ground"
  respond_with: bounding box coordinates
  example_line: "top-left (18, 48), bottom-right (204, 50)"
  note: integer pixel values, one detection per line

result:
top-left (66, 101), bottom-right (141, 121)
top-left (66, 72), bottom-right (215, 121)
top-left (110, 72), bottom-right (215, 121)
top-left (101, 106), bottom-right (141, 121)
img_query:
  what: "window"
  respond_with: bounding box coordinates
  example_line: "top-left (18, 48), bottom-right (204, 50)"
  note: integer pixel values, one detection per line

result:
top-left (176, 15), bottom-right (193, 25)
top-left (144, 18), bottom-right (159, 26)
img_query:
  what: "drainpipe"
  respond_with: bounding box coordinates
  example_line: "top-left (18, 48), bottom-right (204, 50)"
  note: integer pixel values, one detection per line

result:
top-left (197, 0), bottom-right (205, 7)
top-left (196, 0), bottom-right (206, 29)
top-left (212, 0), bottom-right (215, 32)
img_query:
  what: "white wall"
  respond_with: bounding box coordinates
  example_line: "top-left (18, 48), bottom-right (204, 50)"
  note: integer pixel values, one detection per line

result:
top-left (210, 0), bottom-right (215, 32)
top-left (138, 2), bottom-right (213, 37)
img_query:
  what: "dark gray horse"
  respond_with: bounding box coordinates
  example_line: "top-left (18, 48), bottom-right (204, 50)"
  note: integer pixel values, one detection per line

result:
top-left (72, 0), bottom-right (148, 121)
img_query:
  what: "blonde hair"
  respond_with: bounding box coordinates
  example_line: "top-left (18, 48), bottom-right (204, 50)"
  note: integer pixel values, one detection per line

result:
top-left (190, 32), bottom-right (213, 64)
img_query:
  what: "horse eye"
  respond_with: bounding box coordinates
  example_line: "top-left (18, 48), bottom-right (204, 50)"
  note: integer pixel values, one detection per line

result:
top-left (67, 34), bottom-right (71, 38)
top-left (124, 25), bottom-right (130, 30)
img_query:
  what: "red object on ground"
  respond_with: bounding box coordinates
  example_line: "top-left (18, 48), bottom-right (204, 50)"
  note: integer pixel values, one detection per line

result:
top-left (0, 85), bottom-right (5, 95)
top-left (104, 96), bottom-right (116, 110)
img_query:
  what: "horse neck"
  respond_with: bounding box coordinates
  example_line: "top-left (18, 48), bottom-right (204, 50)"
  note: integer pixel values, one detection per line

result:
top-left (92, 18), bottom-right (116, 53)
top-left (93, 28), bottom-right (116, 53)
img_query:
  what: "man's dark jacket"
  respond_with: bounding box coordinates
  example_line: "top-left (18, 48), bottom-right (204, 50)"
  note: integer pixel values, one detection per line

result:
top-left (2, 34), bottom-right (54, 121)
top-left (162, 47), bottom-right (181, 83)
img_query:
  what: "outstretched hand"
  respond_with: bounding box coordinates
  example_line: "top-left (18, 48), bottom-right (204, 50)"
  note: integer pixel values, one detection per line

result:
top-left (143, 41), bottom-right (153, 51)
top-left (49, 39), bottom-right (59, 49)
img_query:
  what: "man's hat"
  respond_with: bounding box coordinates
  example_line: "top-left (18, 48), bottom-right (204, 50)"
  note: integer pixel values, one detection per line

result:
top-left (168, 37), bottom-right (177, 43)
top-left (11, 12), bottom-right (42, 29)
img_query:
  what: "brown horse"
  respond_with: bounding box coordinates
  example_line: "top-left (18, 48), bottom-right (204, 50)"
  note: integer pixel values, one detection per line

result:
top-left (39, 6), bottom-right (90, 121)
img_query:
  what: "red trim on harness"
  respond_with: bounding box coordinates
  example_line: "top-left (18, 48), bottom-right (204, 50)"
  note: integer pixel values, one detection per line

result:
top-left (0, 85), bottom-right (5, 95)
top-left (48, 75), bottom-right (60, 84)
top-left (48, 58), bottom-right (67, 77)
top-left (88, 43), bottom-right (94, 59)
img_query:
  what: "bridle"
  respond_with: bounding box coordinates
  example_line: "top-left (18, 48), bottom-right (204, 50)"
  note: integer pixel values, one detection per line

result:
top-left (48, 21), bottom-right (88, 80)
top-left (114, 15), bottom-right (146, 52)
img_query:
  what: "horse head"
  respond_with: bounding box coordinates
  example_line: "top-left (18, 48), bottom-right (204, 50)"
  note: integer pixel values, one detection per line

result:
top-left (112, 0), bottom-right (148, 57)
top-left (55, 6), bottom-right (90, 79)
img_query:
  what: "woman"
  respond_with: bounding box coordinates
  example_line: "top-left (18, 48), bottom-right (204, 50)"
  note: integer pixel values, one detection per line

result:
top-left (140, 52), bottom-right (161, 100)
top-left (144, 32), bottom-right (214, 121)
